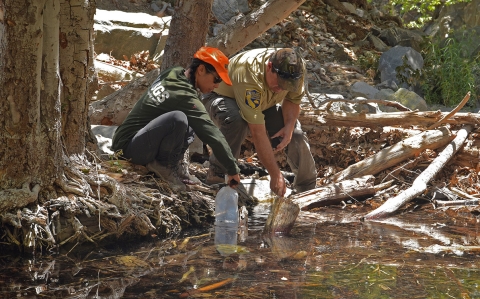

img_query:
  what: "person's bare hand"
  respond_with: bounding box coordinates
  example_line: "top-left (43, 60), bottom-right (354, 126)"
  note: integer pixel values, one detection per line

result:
top-left (271, 127), bottom-right (292, 153)
top-left (270, 173), bottom-right (286, 197)
top-left (227, 173), bottom-right (241, 188)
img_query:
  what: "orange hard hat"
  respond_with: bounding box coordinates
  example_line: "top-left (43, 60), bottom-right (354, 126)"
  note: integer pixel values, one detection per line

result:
top-left (194, 47), bottom-right (232, 86)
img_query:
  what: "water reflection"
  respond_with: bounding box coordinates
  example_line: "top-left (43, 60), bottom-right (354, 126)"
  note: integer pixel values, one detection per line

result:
top-left (1, 203), bottom-right (480, 298)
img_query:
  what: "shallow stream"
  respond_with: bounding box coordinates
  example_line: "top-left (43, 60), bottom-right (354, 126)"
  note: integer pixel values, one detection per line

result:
top-left (1, 202), bottom-right (480, 298)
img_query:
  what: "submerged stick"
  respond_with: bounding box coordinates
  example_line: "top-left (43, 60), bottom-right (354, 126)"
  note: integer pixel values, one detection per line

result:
top-left (179, 278), bottom-right (234, 298)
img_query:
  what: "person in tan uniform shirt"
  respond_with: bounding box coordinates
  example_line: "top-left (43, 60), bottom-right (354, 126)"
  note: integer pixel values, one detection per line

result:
top-left (203, 48), bottom-right (317, 197)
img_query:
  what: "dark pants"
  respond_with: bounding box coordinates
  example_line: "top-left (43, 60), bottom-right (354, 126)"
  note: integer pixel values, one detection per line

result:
top-left (124, 111), bottom-right (194, 166)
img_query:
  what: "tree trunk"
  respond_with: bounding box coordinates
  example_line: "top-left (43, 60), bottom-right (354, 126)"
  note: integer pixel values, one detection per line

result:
top-left (0, 0), bottom-right (62, 201)
top-left (59, 0), bottom-right (97, 155)
top-left (160, 0), bottom-right (214, 71)
top-left (0, 0), bottom-right (223, 251)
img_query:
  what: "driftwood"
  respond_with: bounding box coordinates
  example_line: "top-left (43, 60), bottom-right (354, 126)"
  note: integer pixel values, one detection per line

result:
top-left (331, 127), bottom-right (454, 182)
top-left (299, 110), bottom-right (480, 129)
top-left (364, 125), bottom-right (473, 220)
top-left (263, 197), bottom-right (300, 235)
top-left (292, 175), bottom-right (376, 210)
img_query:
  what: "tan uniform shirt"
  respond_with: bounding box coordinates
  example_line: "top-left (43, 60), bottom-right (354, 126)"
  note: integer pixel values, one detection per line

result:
top-left (214, 48), bottom-right (305, 125)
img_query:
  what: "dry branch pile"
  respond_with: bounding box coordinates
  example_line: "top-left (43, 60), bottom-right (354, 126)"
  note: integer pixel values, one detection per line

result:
top-left (263, 96), bottom-right (480, 232)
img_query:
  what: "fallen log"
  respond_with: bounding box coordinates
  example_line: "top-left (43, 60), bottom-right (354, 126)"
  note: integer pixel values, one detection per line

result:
top-left (291, 175), bottom-right (376, 210)
top-left (331, 127), bottom-right (454, 182)
top-left (299, 110), bottom-right (480, 129)
top-left (263, 175), bottom-right (384, 234)
top-left (363, 125), bottom-right (473, 220)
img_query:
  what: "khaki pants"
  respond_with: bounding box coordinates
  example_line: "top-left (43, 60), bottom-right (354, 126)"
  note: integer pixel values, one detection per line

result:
top-left (203, 93), bottom-right (317, 192)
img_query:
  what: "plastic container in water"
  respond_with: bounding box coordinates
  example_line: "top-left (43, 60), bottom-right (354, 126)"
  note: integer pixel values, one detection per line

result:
top-left (214, 186), bottom-right (239, 225)
top-left (214, 184), bottom-right (239, 256)
top-left (214, 223), bottom-right (238, 256)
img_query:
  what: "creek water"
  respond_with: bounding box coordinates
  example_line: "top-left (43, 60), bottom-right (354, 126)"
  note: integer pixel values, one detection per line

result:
top-left (1, 202), bottom-right (480, 299)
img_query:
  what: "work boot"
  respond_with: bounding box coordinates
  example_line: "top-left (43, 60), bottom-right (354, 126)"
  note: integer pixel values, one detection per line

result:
top-left (177, 160), bottom-right (201, 185)
top-left (205, 167), bottom-right (225, 185)
top-left (146, 160), bottom-right (186, 192)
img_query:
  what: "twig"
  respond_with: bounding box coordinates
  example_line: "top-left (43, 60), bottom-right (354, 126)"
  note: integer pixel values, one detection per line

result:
top-left (179, 278), bottom-right (235, 298)
top-left (304, 81), bottom-right (317, 108)
top-left (434, 199), bottom-right (479, 207)
top-left (427, 91), bottom-right (471, 130)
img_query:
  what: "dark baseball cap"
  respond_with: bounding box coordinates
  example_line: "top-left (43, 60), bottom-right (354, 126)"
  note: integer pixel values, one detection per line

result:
top-left (270, 48), bottom-right (304, 92)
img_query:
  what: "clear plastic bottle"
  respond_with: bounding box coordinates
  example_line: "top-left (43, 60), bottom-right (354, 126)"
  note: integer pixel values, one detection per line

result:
top-left (214, 186), bottom-right (239, 225)
top-left (214, 224), bottom-right (238, 256)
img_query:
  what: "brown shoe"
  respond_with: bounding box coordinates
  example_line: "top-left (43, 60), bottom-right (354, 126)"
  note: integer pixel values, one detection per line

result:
top-left (146, 160), bottom-right (186, 191)
top-left (205, 167), bottom-right (225, 185)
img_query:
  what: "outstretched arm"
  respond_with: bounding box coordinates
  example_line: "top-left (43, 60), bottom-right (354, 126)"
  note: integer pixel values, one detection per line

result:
top-left (249, 123), bottom-right (286, 197)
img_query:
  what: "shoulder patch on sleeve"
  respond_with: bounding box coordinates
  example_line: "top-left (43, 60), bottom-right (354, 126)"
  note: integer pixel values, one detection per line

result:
top-left (245, 89), bottom-right (261, 109)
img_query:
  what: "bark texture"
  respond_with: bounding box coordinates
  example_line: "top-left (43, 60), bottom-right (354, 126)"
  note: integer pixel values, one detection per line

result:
top-left (299, 110), bottom-right (480, 129)
top-left (0, 0), bottom-right (61, 195)
top-left (59, 0), bottom-right (97, 155)
top-left (160, 0), bottom-right (214, 71)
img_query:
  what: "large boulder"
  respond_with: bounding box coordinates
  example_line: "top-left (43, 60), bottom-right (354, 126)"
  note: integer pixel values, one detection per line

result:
top-left (378, 46), bottom-right (423, 94)
top-left (94, 9), bottom-right (170, 60)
